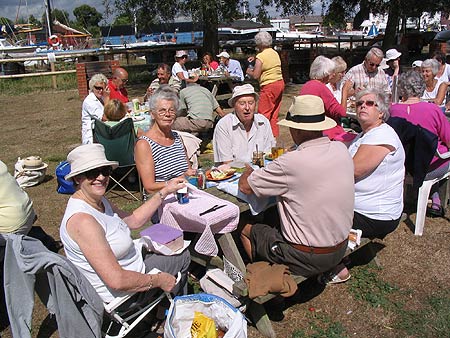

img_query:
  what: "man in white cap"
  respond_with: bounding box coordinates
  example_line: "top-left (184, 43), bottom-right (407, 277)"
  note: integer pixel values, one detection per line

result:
top-left (342, 47), bottom-right (390, 101)
top-left (383, 48), bottom-right (402, 90)
top-left (213, 84), bottom-right (274, 164)
top-left (238, 95), bottom-right (354, 279)
top-left (217, 51), bottom-right (244, 81)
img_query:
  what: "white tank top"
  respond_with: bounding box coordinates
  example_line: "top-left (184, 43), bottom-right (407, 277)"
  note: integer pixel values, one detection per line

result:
top-left (60, 197), bottom-right (145, 302)
top-left (421, 79), bottom-right (446, 109)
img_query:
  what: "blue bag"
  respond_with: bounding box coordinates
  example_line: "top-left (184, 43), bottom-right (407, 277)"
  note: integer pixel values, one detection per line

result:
top-left (56, 161), bottom-right (75, 194)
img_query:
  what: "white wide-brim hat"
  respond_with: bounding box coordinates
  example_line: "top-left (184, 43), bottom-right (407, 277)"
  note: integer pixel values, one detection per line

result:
top-left (23, 156), bottom-right (48, 171)
top-left (278, 95), bottom-right (336, 131)
top-left (379, 58), bottom-right (389, 70)
top-left (228, 84), bottom-right (259, 107)
top-left (65, 144), bottom-right (118, 180)
top-left (385, 48), bottom-right (402, 61)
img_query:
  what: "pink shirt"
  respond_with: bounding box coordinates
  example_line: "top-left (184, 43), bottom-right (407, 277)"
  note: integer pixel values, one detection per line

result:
top-left (248, 137), bottom-right (354, 247)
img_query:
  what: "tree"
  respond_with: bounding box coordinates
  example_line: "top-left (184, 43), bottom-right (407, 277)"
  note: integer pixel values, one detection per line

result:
top-left (42, 8), bottom-right (71, 27)
top-left (73, 5), bottom-right (102, 28)
top-left (28, 15), bottom-right (41, 27)
top-left (111, 0), bottom-right (315, 55)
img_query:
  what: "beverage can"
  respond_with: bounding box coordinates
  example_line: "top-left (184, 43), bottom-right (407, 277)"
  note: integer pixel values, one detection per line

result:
top-left (176, 187), bottom-right (189, 204)
top-left (197, 168), bottom-right (206, 189)
top-left (132, 99), bottom-right (140, 112)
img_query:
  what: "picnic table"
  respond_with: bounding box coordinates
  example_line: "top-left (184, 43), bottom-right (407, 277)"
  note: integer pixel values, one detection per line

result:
top-left (198, 75), bottom-right (241, 102)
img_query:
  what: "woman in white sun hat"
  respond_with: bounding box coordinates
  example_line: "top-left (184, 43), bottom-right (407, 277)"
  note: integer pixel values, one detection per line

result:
top-left (59, 143), bottom-right (190, 303)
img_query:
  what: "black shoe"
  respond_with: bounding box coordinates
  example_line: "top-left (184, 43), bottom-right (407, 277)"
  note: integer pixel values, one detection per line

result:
top-left (427, 204), bottom-right (445, 218)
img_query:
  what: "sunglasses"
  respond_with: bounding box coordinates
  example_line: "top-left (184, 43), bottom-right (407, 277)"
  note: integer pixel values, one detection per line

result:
top-left (94, 86), bottom-right (104, 90)
top-left (120, 78), bottom-right (128, 83)
top-left (368, 62), bottom-right (380, 68)
top-left (356, 100), bottom-right (378, 107)
top-left (181, 55), bottom-right (188, 59)
top-left (84, 166), bottom-right (113, 180)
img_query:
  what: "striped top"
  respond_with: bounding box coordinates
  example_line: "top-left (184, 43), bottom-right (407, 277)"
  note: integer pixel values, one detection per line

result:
top-left (139, 132), bottom-right (188, 182)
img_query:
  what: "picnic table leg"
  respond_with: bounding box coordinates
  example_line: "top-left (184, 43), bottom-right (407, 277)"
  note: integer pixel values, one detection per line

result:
top-left (248, 302), bottom-right (277, 338)
top-left (211, 84), bottom-right (218, 97)
top-left (217, 233), bottom-right (246, 273)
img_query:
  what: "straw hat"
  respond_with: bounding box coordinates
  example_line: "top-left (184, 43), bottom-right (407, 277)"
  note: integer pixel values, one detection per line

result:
top-left (23, 156), bottom-right (48, 171)
top-left (175, 50), bottom-right (188, 58)
top-left (278, 95), bottom-right (336, 131)
top-left (228, 84), bottom-right (259, 107)
top-left (216, 51), bottom-right (230, 59)
top-left (65, 144), bottom-right (118, 180)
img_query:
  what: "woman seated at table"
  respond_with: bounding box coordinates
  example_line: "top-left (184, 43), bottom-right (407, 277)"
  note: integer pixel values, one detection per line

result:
top-left (421, 59), bottom-right (448, 112)
top-left (135, 87), bottom-right (196, 194)
top-left (324, 88), bottom-right (405, 284)
top-left (299, 55), bottom-right (347, 139)
top-left (81, 73), bottom-right (110, 144)
top-left (326, 56), bottom-right (347, 104)
top-left (172, 50), bottom-right (198, 88)
top-left (202, 52), bottom-right (219, 72)
top-left (390, 71), bottom-right (450, 217)
top-left (60, 143), bottom-right (190, 303)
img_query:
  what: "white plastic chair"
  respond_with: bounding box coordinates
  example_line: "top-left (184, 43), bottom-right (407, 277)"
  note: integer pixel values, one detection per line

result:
top-left (103, 269), bottom-right (181, 338)
top-left (412, 149), bottom-right (450, 236)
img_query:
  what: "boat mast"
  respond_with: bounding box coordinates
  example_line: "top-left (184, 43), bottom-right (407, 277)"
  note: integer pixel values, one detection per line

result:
top-left (45, 0), bottom-right (52, 36)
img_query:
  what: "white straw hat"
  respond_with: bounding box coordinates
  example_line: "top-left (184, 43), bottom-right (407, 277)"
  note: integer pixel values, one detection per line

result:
top-left (228, 84), bottom-right (259, 107)
top-left (278, 95), bottom-right (336, 131)
top-left (65, 144), bottom-right (118, 180)
top-left (175, 50), bottom-right (188, 58)
top-left (23, 156), bottom-right (48, 171)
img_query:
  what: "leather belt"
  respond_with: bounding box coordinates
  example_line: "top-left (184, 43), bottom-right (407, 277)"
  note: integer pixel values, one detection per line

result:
top-left (287, 238), bottom-right (348, 254)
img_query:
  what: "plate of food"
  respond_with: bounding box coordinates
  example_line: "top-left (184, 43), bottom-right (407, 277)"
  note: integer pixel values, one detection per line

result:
top-left (206, 168), bottom-right (236, 181)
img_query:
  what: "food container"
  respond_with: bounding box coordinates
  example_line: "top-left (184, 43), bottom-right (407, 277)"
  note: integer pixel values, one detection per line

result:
top-left (176, 187), bottom-right (189, 204)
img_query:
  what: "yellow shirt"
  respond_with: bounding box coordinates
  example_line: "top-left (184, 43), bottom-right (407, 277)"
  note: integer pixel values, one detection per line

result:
top-left (257, 48), bottom-right (283, 87)
top-left (0, 160), bottom-right (34, 233)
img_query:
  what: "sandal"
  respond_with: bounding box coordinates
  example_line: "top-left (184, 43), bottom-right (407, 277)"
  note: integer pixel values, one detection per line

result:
top-left (328, 273), bottom-right (351, 285)
top-left (426, 203), bottom-right (445, 218)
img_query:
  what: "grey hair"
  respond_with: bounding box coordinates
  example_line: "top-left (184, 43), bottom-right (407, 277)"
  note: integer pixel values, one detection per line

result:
top-left (309, 55), bottom-right (335, 80)
top-left (149, 86), bottom-right (179, 112)
top-left (397, 70), bottom-right (426, 99)
top-left (254, 31), bottom-right (272, 47)
top-left (89, 73), bottom-right (108, 91)
top-left (331, 56), bottom-right (347, 73)
top-left (366, 47), bottom-right (384, 60)
top-left (421, 59), bottom-right (440, 75)
top-left (355, 88), bottom-right (390, 121)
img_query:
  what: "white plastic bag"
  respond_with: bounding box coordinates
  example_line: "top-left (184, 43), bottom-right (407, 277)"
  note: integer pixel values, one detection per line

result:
top-left (164, 294), bottom-right (247, 338)
top-left (14, 158), bottom-right (47, 188)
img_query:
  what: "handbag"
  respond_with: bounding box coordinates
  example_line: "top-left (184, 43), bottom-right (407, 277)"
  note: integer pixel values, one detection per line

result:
top-left (14, 157), bottom-right (47, 188)
top-left (55, 161), bottom-right (75, 194)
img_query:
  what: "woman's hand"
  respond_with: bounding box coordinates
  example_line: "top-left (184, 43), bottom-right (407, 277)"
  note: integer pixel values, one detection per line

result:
top-left (153, 272), bottom-right (176, 292)
top-left (163, 178), bottom-right (186, 195)
top-left (247, 56), bottom-right (255, 63)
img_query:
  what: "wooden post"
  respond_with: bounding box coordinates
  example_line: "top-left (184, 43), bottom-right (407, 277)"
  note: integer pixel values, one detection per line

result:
top-left (50, 62), bottom-right (57, 89)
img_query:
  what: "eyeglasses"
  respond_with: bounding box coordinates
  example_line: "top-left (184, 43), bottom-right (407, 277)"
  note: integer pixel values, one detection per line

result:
top-left (368, 62), bottom-right (380, 68)
top-left (94, 86), bottom-right (104, 91)
top-left (356, 100), bottom-right (378, 107)
top-left (120, 78), bottom-right (128, 83)
top-left (84, 166), bottom-right (113, 180)
top-left (156, 108), bottom-right (177, 116)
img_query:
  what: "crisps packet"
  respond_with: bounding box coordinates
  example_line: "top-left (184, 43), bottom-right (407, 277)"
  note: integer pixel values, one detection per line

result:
top-left (191, 311), bottom-right (217, 338)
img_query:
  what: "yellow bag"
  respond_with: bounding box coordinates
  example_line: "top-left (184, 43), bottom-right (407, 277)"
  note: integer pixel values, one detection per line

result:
top-left (191, 311), bottom-right (217, 338)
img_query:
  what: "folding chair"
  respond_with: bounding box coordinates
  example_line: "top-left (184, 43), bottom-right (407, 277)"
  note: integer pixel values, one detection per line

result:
top-left (93, 118), bottom-right (142, 201)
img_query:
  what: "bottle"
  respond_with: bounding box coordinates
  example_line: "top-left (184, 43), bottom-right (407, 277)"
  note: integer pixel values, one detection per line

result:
top-left (197, 168), bottom-right (206, 189)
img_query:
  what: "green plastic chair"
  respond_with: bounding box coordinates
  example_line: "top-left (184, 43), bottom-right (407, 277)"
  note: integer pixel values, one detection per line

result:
top-left (93, 118), bottom-right (142, 201)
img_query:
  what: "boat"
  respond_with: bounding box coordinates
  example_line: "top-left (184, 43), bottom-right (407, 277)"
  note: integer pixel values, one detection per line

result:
top-left (218, 19), bottom-right (277, 45)
top-left (276, 28), bottom-right (324, 40)
top-left (0, 38), bottom-right (37, 54)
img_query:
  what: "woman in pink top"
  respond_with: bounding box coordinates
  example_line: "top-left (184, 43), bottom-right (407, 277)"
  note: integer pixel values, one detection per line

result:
top-left (390, 70), bottom-right (450, 216)
top-left (300, 55), bottom-right (348, 140)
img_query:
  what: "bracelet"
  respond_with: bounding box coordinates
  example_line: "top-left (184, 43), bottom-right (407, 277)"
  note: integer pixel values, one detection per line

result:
top-left (147, 275), bottom-right (153, 290)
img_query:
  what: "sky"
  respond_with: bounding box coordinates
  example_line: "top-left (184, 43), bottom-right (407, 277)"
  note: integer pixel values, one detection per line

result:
top-left (2, 0), bottom-right (323, 25)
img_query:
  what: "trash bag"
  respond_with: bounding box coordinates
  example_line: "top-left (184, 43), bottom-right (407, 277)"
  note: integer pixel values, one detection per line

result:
top-left (55, 161), bottom-right (75, 194)
top-left (164, 293), bottom-right (247, 338)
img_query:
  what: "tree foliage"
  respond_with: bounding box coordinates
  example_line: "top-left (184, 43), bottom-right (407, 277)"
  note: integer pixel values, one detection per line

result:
top-left (111, 0), bottom-right (316, 54)
top-left (74, 5), bottom-right (102, 28)
top-left (41, 8), bottom-right (71, 27)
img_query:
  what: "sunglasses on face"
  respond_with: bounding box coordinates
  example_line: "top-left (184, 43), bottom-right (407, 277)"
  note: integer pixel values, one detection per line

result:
top-left (368, 62), bottom-right (380, 68)
top-left (84, 166), bottom-right (113, 180)
top-left (356, 100), bottom-right (378, 107)
top-left (94, 86), bottom-right (104, 90)
top-left (181, 55), bottom-right (188, 59)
